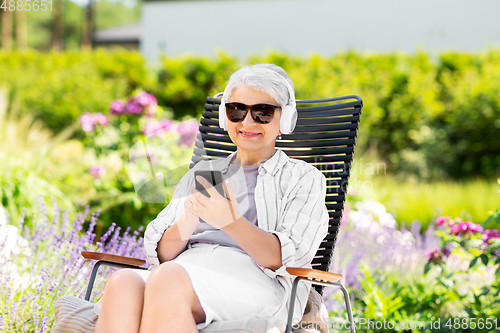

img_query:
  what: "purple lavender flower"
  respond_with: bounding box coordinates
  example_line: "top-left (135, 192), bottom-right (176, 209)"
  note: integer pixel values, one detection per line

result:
top-left (1, 196), bottom-right (147, 330)
top-left (89, 166), bottom-right (106, 179)
top-left (109, 99), bottom-right (126, 115)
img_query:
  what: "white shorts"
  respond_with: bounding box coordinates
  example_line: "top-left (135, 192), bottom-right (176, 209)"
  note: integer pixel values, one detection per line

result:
top-left (94, 243), bottom-right (286, 329)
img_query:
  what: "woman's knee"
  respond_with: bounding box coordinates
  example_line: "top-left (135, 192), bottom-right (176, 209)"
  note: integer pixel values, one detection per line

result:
top-left (146, 262), bottom-right (193, 294)
top-left (105, 269), bottom-right (147, 295)
top-left (144, 262), bottom-right (205, 322)
top-left (148, 262), bottom-right (188, 281)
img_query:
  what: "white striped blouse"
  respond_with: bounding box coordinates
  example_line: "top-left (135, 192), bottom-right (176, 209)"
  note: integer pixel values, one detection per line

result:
top-left (144, 148), bottom-right (329, 324)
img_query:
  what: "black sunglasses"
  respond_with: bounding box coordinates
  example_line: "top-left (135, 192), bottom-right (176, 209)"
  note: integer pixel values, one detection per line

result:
top-left (225, 102), bottom-right (281, 124)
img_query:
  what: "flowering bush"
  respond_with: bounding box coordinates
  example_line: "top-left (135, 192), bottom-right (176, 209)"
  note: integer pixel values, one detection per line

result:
top-left (415, 187), bottom-right (500, 327)
top-left (324, 197), bottom-right (500, 331)
top-left (0, 197), bottom-right (147, 332)
top-left (324, 199), bottom-right (442, 328)
top-left (74, 90), bottom-right (199, 237)
top-left (428, 215), bottom-right (500, 273)
top-left (331, 200), bottom-right (438, 290)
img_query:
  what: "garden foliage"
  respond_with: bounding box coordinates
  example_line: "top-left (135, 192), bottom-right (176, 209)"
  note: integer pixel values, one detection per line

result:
top-left (0, 86), bottom-right (198, 239)
top-left (2, 194), bottom-right (499, 332)
top-left (1, 49), bottom-right (499, 179)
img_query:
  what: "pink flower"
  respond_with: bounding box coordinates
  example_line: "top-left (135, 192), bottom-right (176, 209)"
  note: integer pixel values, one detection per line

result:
top-left (93, 112), bottom-right (109, 126)
top-left (89, 166), bottom-right (106, 179)
top-left (109, 99), bottom-right (126, 115)
top-left (78, 112), bottom-right (95, 132)
top-left (141, 120), bottom-right (174, 137)
top-left (135, 92), bottom-right (157, 107)
top-left (347, 186), bottom-right (357, 196)
top-left (78, 112), bottom-right (109, 132)
top-left (425, 247), bottom-right (450, 262)
top-left (436, 216), bottom-right (450, 226)
top-left (144, 104), bottom-right (157, 118)
top-left (450, 221), bottom-right (483, 236)
top-left (483, 229), bottom-right (500, 244)
top-left (126, 99), bottom-right (142, 114)
top-left (340, 207), bottom-right (351, 226)
top-left (176, 120), bottom-right (199, 147)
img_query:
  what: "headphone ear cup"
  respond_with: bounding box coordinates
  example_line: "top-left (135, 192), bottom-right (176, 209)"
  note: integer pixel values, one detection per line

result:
top-left (288, 107), bottom-right (297, 133)
top-left (280, 105), bottom-right (297, 134)
top-left (218, 98), bottom-right (227, 130)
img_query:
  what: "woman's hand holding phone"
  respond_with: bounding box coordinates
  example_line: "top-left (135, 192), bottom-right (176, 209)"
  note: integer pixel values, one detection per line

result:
top-left (189, 175), bottom-right (242, 229)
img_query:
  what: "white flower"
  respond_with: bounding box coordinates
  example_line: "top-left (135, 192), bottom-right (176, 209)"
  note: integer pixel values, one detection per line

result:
top-left (379, 212), bottom-right (397, 228)
top-left (3, 262), bottom-right (31, 291)
top-left (355, 200), bottom-right (387, 220)
top-left (0, 219), bottom-right (33, 266)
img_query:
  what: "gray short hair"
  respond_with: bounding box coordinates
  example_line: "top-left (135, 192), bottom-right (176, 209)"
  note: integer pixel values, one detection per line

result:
top-left (223, 64), bottom-right (295, 108)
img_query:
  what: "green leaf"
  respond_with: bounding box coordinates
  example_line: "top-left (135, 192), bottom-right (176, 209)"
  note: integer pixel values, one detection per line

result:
top-left (495, 266), bottom-right (500, 277)
top-left (479, 286), bottom-right (490, 297)
top-left (482, 215), bottom-right (494, 227)
top-left (480, 254), bottom-right (489, 265)
top-left (424, 261), bottom-right (432, 274)
top-left (469, 256), bottom-right (479, 269)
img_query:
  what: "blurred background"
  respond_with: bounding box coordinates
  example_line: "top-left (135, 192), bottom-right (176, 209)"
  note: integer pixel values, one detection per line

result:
top-left (2, 0), bottom-right (499, 233)
top-left (1, 1), bottom-right (500, 330)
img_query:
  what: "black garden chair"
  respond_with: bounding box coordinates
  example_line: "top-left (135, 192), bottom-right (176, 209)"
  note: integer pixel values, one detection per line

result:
top-left (80, 93), bottom-right (363, 333)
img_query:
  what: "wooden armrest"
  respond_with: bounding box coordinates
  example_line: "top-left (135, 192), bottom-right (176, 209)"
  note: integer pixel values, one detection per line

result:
top-left (81, 251), bottom-right (147, 267)
top-left (286, 267), bottom-right (342, 283)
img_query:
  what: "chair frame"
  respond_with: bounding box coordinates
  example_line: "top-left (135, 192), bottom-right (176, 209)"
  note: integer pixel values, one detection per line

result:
top-left (81, 93), bottom-right (363, 333)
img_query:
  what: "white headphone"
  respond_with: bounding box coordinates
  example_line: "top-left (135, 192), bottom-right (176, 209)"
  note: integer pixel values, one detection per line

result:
top-left (218, 69), bottom-right (297, 134)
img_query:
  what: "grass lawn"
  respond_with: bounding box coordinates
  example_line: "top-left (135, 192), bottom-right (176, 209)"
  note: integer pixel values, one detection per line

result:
top-left (368, 177), bottom-right (499, 230)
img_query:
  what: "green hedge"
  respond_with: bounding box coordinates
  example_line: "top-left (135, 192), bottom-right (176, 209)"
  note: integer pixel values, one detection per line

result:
top-left (0, 49), bottom-right (153, 135)
top-left (1, 49), bottom-right (499, 179)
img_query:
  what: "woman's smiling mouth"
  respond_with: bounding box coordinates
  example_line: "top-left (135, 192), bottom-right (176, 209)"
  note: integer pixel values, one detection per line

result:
top-left (240, 131), bottom-right (260, 138)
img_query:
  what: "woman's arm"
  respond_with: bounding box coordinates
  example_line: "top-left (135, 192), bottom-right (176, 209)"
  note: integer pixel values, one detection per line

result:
top-left (156, 211), bottom-right (199, 263)
top-left (144, 167), bottom-right (199, 267)
top-left (269, 167), bottom-right (329, 271)
top-left (222, 217), bottom-right (282, 270)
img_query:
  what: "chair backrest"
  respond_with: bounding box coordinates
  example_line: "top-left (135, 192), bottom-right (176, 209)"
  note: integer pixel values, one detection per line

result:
top-left (190, 94), bottom-right (363, 293)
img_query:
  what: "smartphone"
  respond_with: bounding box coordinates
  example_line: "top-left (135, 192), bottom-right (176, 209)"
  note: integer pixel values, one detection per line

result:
top-left (194, 170), bottom-right (225, 198)
top-left (194, 170), bottom-right (225, 223)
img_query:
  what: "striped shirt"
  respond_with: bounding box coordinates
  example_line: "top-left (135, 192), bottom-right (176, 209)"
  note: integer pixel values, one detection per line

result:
top-left (144, 148), bottom-right (329, 324)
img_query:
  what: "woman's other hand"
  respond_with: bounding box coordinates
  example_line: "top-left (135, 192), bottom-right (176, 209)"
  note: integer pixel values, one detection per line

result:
top-left (189, 176), bottom-right (242, 229)
top-left (173, 197), bottom-right (200, 241)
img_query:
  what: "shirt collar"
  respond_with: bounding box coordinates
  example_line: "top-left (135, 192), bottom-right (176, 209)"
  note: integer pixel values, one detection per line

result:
top-left (220, 148), bottom-right (289, 176)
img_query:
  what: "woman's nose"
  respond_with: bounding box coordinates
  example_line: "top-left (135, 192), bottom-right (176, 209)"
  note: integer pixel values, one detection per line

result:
top-left (241, 110), bottom-right (256, 126)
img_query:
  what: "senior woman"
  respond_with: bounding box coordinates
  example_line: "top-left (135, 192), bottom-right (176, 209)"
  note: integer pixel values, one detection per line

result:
top-left (94, 64), bottom-right (329, 333)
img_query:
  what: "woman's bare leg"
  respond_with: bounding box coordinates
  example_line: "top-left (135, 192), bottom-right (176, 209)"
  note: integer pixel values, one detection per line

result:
top-left (139, 262), bottom-right (206, 333)
top-left (95, 269), bottom-right (146, 333)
